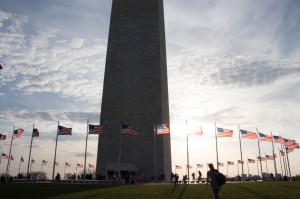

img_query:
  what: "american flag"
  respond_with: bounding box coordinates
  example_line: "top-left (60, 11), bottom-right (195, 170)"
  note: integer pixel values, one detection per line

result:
top-left (273, 135), bottom-right (285, 144)
top-left (13, 128), bottom-right (24, 139)
top-left (65, 162), bottom-right (71, 167)
top-left (266, 154), bottom-right (276, 160)
top-left (286, 147), bottom-right (294, 153)
top-left (43, 160), bottom-right (48, 165)
top-left (240, 129), bottom-right (257, 139)
top-left (175, 165), bottom-right (182, 169)
top-left (190, 127), bottom-right (203, 136)
top-left (196, 164), bottom-right (203, 168)
top-left (77, 163), bottom-right (83, 168)
top-left (121, 124), bottom-right (138, 136)
top-left (89, 124), bottom-right (104, 135)
top-left (156, 123), bottom-right (170, 135)
top-left (217, 127), bottom-right (233, 137)
top-left (55, 162), bottom-right (59, 166)
top-left (58, 125), bottom-right (72, 135)
top-left (258, 133), bottom-right (273, 142)
top-left (227, 161), bottom-right (234, 166)
top-left (186, 165), bottom-right (192, 169)
top-left (248, 159), bottom-right (255, 163)
top-left (88, 164), bottom-right (95, 169)
top-left (32, 128), bottom-right (39, 137)
top-left (284, 139), bottom-right (296, 146)
top-left (238, 160), bottom-right (244, 164)
top-left (21, 156), bottom-right (24, 162)
top-left (0, 133), bottom-right (6, 141)
top-left (1, 153), bottom-right (9, 159)
top-left (286, 143), bottom-right (297, 149)
top-left (31, 159), bottom-right (35, 164)
top-left (257, 156), bottom-right (266, 161)
top-left (218, 162), bottom-right (224, 167)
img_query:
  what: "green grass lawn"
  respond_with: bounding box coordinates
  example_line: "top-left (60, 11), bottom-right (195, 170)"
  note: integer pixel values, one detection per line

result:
top-left (1, 181), bottom-right (299, 199)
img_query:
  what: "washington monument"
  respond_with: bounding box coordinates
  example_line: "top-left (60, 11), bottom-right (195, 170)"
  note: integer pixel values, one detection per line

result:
top-left (96, 0), bottom-right (171, 182)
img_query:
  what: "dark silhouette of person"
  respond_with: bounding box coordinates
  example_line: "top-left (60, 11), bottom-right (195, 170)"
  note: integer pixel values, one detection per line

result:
top-left (174, 173), bottom-right (179, 188)
top-left (192, 172), bottom-right (195, 180)
top-left (55, 172), bottom-right (61, 180)
top-left (206, 163), bottom-right (221, 199)
top-left (198, 170), bottom-right (202, 183)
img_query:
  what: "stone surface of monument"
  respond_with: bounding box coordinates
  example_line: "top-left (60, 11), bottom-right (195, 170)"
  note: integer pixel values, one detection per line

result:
top-left (96, 0), bottom-right (171, 182)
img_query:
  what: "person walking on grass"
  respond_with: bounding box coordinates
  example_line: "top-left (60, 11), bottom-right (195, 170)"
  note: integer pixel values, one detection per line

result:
top-left (174, 173), bottom-right (179, 188)
top-left (206, 163), bottom-right (221, 199)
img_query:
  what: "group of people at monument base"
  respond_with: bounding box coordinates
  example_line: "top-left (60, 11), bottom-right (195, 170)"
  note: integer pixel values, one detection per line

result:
top-left (172, 163), bottom-right (226, 199)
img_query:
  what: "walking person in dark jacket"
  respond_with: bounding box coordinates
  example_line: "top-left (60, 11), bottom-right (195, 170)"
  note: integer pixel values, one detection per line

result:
top-left (206, 163), bottom-right (221, 199)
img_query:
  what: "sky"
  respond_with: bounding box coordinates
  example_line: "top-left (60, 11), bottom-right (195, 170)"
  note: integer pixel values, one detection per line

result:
top-left (1, 0), bottom-right (300, 180)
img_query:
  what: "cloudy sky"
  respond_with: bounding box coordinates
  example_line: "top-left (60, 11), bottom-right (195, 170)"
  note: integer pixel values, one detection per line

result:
top-left (1, 0), bottom-right (300, 179)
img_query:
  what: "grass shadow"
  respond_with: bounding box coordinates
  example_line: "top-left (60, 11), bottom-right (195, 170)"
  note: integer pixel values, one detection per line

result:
top-left (177, 184), bottom-right (188, 199)
top-left (229, 184), bottom-right (271, 199)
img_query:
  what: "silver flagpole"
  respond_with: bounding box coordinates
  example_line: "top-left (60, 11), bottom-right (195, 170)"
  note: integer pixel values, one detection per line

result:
top-left (26, 124), bottom-right (35, 179)
top-left (41, 160), bottom-right (44, 173)
top-left (246, 158), bottom-right (249, 179)
top-left (285, 147), bottom-right (292, 179)
top-left (118, 124), bottom-right (122, 181)
top-left (270, 132), bottom-right (278, 181)
top-left (52, 121), bottom-right (59, 180)
top-left (265, 153), bottom-right (269, 178)
top-left (214, 123), bottom-right (219, 170)
top-left (84, 119), bottom-right (89, 181)
top-left (76, 163), bottom-right (78, 178)
top-left (153, 124), bottom-right (157, 182)
top-left (18, 155), bottom-right (22, 174)
top-left (278, 149), bottom-right (283, 178)
top-left (186, 120), bottom-right (190, 183)
top-left (238, 125), bottom-right (244, 182)
top-left (281, 144), bottom-right (287, 176)
top-left (64, 162), bottom-right (66, 180)
top-left (6, 126), bottom-right (15, 177)
top-left (256, 128), bottom-right (263, 179)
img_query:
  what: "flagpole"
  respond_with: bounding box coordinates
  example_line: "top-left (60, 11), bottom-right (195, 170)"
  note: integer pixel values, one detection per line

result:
top-left (6, 126), bottom-right (15, 177)
top-left (285, 147), bottom-right (292, 179)
top-left (30, 157), bottom-right (33, 173)
top-left (18, 155), bottom-right (22, 174)
top-left (281, 144), bottom-right (287, 176)
top-left (84, 119), bottom-right (89, 181)
top-left (52, 121), bottom-right (59, 180)
top-left (237, 160), bottom-right (240, 178)
top-left (26, 123), bottom-right (35, 179)
top-left (214, 123), bottom-right (219, 170)
top-left (265, 153), bottom-right (269, 178)
top-left (41, 160), bottom-right (44, 173)
top-left (64, 162), bottom-right (66, 180)
top-left (118, 124), bottom-right (122, 181)
top-left (186, 120), bottom-right (190, 183)
top-left (76, 163), bottom-right (78, 177)
top-left (256, 156), bottom-right (259, 178)
top-left (256, 128), bottom-right (263, 179)
top-left (227, 163), bottom-right (228, 177)
top-left (153, 124), bottom-right (157, 182)
top-left (270, 132), bottom-right (278, 181)
top-left (278, 149), bottom-right (283, 178)
top-left (238, 125), bottom-right (244, 182)
top-left (246, 158), bottom-right (249, 179)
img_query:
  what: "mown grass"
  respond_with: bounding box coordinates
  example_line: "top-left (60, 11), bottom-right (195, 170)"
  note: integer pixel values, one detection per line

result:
top-left (1, 181), bottom-right (300, 199)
